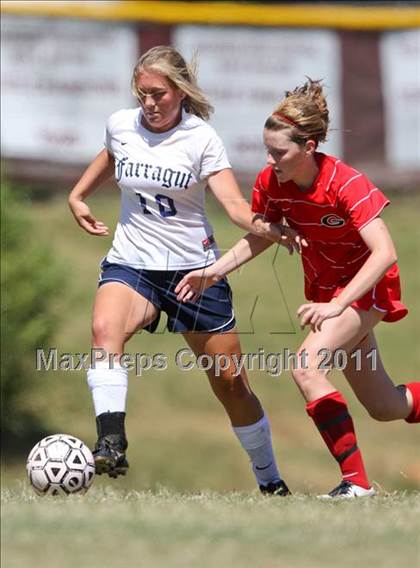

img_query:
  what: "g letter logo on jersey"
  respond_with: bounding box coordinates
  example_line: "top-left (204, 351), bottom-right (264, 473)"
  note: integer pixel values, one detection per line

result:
top-left (321, 214), bottom-right (345, 227)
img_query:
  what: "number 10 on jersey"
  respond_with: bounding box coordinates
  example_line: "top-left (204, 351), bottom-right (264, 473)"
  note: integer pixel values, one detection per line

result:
top-left (136, 192), bottom-right (177, 218)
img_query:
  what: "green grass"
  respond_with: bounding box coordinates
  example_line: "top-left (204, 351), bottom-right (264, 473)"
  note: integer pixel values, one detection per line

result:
top-left (2, 189), bottom-right (420, 494)
top-left (2, 187), bottom-right (420, 568)
top-left (2, 487), bottom-right (419, 568)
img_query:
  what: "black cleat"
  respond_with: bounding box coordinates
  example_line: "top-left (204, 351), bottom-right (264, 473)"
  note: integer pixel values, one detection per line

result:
top-left (260, 479), bottom-right (291, 496)
top-left (93, 434), bottom-right (129, 478)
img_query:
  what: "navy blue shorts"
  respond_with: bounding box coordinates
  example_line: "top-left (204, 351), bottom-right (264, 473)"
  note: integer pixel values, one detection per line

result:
top-left (98, 259), bottom-right (236, 334)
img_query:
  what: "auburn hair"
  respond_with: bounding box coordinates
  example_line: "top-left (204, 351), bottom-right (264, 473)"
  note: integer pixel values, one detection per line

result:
top-left (265, 78), bottom-right (329, 147)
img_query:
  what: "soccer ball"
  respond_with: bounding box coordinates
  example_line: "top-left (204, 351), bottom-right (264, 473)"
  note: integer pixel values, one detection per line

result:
top-left (26, 434), bottom-right (95, 496)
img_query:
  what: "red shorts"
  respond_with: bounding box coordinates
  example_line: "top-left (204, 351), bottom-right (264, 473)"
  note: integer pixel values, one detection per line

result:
top-left (310, 264), bottom-right (408, 323)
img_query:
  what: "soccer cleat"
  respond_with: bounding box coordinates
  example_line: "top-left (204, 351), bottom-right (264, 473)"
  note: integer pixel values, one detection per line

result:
top-left (93, 434), bottom-right (129, 478)
top-left (319, 480), bottom-right (376, 499)
top-left (260, 479), bottom-right (291, 496)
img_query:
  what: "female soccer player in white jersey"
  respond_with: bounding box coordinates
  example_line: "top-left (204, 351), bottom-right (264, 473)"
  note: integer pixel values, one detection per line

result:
top-left (176, 79), bottom-right (420, 499)
top-left (68, 46), bottom-right (294, 494)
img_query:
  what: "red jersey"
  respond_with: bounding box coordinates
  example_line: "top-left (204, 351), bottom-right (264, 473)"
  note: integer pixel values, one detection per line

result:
top-left (251, 152), bottom-right (407, 322)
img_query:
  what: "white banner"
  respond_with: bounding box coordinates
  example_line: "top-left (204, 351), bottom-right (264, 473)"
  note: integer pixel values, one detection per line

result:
top-left (380, 29), bottom-right (420, 169)
top-left (174, 26), bottom-right (342, 173)
top-left (1, 16), bottom-right (138, 162)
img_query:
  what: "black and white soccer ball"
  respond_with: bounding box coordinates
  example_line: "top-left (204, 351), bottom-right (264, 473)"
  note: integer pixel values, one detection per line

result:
top-left (27, 434), bottom-right (95, 496)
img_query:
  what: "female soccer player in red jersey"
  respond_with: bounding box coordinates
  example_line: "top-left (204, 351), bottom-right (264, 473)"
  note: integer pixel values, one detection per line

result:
top-left (176, 79), bottom-right (420, 498)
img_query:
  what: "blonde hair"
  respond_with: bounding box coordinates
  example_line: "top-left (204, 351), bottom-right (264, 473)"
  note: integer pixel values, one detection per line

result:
top-left (265, 78), bottom-right (329, 147)
top-left (131, 45), bottom-right (213, 120)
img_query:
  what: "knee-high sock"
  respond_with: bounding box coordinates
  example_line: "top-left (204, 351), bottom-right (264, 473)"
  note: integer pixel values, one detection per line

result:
top-left (87, 363), bottom-right (128, 416)
top-left (404, 382), bottom-right (420, 423)
top-left (306, 391), bottom-right (370, 489)
top-left (233, 414), bottom-right (282, 487)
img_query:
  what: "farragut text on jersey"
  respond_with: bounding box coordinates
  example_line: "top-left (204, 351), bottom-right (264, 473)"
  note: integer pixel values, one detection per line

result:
top-left (115, 157), bottom-right (193, 190)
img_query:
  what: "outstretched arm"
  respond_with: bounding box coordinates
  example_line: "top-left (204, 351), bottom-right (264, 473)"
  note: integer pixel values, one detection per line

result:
top-left (298, 218), bottom-right (397, 331)
top-left (207, 168), bottom-right (306, 253)
top-left (175, 233), bottom-right (273, 302)
top-left (68, 148), bottom-right (115, 236)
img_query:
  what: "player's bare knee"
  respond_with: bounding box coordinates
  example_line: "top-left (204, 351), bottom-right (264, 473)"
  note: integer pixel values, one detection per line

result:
top-left (92, 316), bottom-right (117, 345)
top-left (214, 375), bottom-right (251, 402)
top-left (291, 365), bottom-right (317, 389)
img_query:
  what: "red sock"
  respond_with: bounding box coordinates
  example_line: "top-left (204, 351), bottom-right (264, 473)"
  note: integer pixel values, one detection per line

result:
top-left (405, 382), bottom-right (420, 423)
top-left (306, 391), bottom-right (371, 489)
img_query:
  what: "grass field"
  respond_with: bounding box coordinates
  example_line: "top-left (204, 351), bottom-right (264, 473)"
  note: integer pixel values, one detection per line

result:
top-left (2, 187), bottom-right (420, 567)
top-left (2, 487), bottom-right (419, 568)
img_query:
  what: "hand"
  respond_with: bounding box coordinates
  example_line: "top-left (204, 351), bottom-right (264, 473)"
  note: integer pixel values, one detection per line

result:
top-left (262, 223), bottom-right (308, 255)
top-left (69, 199), bottom-right (109, 236)
top-left (297, 300), bottom-right (345, 331)
top-left (175, 268), bottom-right (218, 303)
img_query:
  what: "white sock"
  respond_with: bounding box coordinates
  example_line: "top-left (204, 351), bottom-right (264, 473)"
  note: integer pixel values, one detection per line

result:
top-left (233, 414), bottom-right (281, 487)
top-left (87, 362), bottom-right (128, 416)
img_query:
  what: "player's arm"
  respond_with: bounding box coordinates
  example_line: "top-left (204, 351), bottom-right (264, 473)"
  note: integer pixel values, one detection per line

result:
top-left (298, 218), bottom-right (397, 330)
top-left (175, 233), bottom-right (273, 303)
top-left (207, 168), bottom-right (305, 252)
top-left (68, 148), bottom-right (115, 236)
top-left (332, 217), bottom-right (397, 309)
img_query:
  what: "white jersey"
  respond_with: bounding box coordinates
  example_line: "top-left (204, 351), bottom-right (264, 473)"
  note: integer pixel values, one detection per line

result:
top-left (104, 107), bottom-right (231, 269)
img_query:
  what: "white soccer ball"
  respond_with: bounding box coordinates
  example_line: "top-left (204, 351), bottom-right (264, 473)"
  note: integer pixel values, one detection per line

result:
top-left (26, 434), bottom-right (95, 496)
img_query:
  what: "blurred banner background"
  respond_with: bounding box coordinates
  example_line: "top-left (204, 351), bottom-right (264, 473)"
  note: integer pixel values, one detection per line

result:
top-left (1, 0), bottom-right (419, 187)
